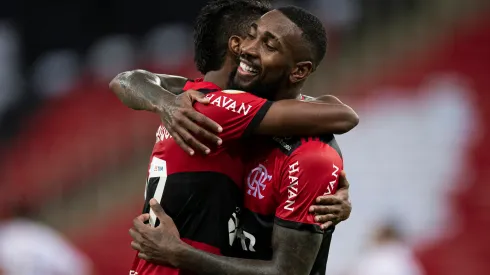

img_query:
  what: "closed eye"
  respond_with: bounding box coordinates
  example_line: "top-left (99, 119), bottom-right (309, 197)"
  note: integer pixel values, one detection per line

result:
top-left (265, 43), bottom-right (276, 51)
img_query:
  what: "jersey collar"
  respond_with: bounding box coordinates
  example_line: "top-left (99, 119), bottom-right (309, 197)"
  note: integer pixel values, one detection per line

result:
top-left (183, 78), bottom-right (221, 93)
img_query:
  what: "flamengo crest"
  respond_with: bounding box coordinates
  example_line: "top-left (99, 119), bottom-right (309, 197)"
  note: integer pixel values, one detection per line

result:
top-left (247, 164), bottom-right (272, 199)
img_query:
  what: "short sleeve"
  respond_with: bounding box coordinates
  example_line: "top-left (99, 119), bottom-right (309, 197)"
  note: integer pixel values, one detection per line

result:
top-left (274, 141), bottom-right (343, 233)
top-left (193, 90), bottom-right (272, 141)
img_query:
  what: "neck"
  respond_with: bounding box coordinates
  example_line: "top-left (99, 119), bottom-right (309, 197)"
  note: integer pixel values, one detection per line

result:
top-left (273, 83), bottom-right (302, 101)
top-left (203, 56), bottom-right (236, 89)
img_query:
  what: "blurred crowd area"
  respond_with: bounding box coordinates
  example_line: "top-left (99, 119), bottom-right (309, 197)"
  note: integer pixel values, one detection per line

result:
top-left (0, 0), bottom-right (489, 274)
top-left (0, 0), bottom-right (423, 138)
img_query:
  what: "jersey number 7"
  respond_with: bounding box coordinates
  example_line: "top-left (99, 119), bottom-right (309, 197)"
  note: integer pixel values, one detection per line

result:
top-left (144, 157), bottom-right (168, 227)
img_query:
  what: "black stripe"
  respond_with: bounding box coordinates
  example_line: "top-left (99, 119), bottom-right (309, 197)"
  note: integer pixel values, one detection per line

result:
top-left (143, 172), bottom-right (241, 252)
top-left (271, 135), bottom-right (342, 158)
top-left (319, 135), bottom-right (342, 159)
top-left (180, 87), bottom-right (219, 95)
top-left (272, 136), bottom-right (302, 156)
top-left (197, 88), bottom-right (219, 94)
top-left (242, 100), bottom-right (273, 138)
top-left (274, 217), bottom-right (324, 234)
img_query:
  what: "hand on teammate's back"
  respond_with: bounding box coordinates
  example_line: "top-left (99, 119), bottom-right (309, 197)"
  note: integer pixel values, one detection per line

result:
top-left (309, 171), bottom-right (352, 230)
top-left (159, 89), bottom-right (223, 155)
top-left (129, 199), bottom-right (183, 267)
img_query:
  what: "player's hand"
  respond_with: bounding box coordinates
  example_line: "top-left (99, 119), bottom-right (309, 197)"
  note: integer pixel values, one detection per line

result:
top-left (129, 199), bottom-right (182, 267)
top-left (159, 89), bottom-right (223, 155)
top-left (309, 171), bottom-right (352, 230)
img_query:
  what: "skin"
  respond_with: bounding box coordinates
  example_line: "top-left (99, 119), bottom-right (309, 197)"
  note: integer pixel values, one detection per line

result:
top-left (110, 52), bottom-right (353, 228)
top-left (232, 17), bottom-right (313, 101)
top-left (111, 69), bottom-right (358, 155)
top-left (130, 174), bottom-right (351, 274)
top-left (129, 10), bottom-right (351, 275)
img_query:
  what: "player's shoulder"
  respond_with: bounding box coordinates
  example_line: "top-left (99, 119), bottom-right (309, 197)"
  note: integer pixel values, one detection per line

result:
top-left (183, 78), bottom-right (222, 93)
top-left (271, 135), bottom-right (342, 159)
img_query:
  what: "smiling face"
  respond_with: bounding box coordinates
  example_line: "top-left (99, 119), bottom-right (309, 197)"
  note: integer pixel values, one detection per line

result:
top-left (229, 9), bottom-right (314, 100)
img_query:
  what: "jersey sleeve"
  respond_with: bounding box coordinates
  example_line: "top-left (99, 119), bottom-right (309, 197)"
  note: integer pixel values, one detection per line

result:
top-left (193, 90), bottom-right (272, 141)
top-left (274, 140), bottom-right (343, 233)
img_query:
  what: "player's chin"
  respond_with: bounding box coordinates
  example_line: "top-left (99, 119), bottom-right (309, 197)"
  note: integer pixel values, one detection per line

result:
top-left (234, 75), bottom-right (259, 90)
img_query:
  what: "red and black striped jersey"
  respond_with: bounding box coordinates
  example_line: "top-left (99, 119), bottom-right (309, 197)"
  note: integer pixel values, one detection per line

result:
top-left (233, 135), bottom-right (343, 275)
top-left (131, 79), bottom-right (272, 275)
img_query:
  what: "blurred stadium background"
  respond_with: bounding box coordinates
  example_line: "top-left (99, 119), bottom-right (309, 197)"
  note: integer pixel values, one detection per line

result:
top-left (0, 0), bottom-right (489, 274)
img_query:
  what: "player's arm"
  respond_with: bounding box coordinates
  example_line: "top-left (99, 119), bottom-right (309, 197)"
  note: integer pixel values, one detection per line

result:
top-left (166, 89), bottom-right (357, 143)
top-left (172, 91), bottom-right (358, 142)
top-left (171, 224), bottom-right (322, 275)
top-left (130, 146), bottom-right (340, 275)
top-left (310, 171), bottom-right (352, 230)
top-left (131, 201), bottom-right (323, 275)
top-left (256, 94), bottom-right (358, 135)
top-left (175, 147), bottom-right (339, 274)
top-left (109, 69), bottom-right (187, 111)
top-left (109, 70), bottom-right (223, 154)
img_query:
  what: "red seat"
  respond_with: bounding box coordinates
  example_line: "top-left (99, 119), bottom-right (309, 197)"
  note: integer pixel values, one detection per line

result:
top-left (0, 85), bottom-right (158, 213)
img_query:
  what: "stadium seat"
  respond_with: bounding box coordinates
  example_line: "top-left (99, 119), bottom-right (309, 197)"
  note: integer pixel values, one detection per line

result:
top-left (0, 84), bottom-right (159, 214)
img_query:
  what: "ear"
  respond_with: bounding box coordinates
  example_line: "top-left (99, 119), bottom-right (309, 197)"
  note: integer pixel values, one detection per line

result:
top-left (289, 61), bottom-right (313, 84)
top-left (228, 35), bottom-right (242, 56)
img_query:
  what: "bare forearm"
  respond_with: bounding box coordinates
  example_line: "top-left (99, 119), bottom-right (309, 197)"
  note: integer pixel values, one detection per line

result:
top-left (172, 226), bottom-right (320, 275)
top-left (109, 70), bottom-right (170, 112)
top-left (153, 73), bottom-right (188, 95)
top-left (258, 100), bottom-right (359, 136)
top-left (174, 245), bottom-right (276, 275)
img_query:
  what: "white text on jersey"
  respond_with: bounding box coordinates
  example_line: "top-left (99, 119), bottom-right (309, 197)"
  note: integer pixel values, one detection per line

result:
top-left (324, 164), bottom-right (339, 195)
top-left (207, 94), bottom-right (253, 115)
top-left (284, 161), bottom-right (300, 211)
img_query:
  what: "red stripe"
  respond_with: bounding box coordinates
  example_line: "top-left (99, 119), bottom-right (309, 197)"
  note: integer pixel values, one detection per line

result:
top-left (181, 238), bottom-right (222, 255)
top-left (131, 238), bottom-right (221, 274)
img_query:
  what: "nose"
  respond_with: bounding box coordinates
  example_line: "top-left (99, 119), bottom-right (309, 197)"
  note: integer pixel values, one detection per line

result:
top-left (240, 38), bottom-right (259, 59)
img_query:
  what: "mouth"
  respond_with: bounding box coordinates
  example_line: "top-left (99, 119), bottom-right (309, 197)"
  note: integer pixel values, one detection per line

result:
top-left (237, 59), bottom-right (260, 77)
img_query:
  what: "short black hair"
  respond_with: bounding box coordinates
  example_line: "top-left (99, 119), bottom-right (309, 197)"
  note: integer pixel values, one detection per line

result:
top-left (277, 6), bottom-right (327, 69)
top-left (194, 0), bottom-right (272, 74)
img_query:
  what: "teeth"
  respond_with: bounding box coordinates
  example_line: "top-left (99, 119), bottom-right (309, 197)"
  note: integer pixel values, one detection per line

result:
top-left (240, 62), bottom-right (258, 74)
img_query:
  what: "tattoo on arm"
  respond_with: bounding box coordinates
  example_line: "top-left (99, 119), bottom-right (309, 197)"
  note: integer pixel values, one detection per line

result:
top-left (154, 74), bottom-right (188, 95)
top-left (109, 70), bottom-right (186, 112)
top-left (175, 226), bottom-right (322, 275)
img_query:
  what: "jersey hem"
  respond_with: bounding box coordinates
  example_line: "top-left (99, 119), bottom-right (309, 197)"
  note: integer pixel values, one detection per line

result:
top-left (274, 217), bottom-right (323, 234)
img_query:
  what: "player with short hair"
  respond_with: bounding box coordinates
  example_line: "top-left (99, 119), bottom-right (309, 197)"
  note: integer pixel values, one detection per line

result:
top-left (194, 0), bottom-right (272, 75)
top-left (128, 6), bottom-right (350, 275)
top-left (113, 0), bottom-right (357, 155)
top-left (110, 1), bottom-right (355, 275)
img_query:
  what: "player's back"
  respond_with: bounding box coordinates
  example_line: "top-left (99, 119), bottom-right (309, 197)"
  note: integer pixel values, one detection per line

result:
top-left (234, 135), bottom-right (343, 275)
top-left (131, 79), bottom-right (272, 275)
